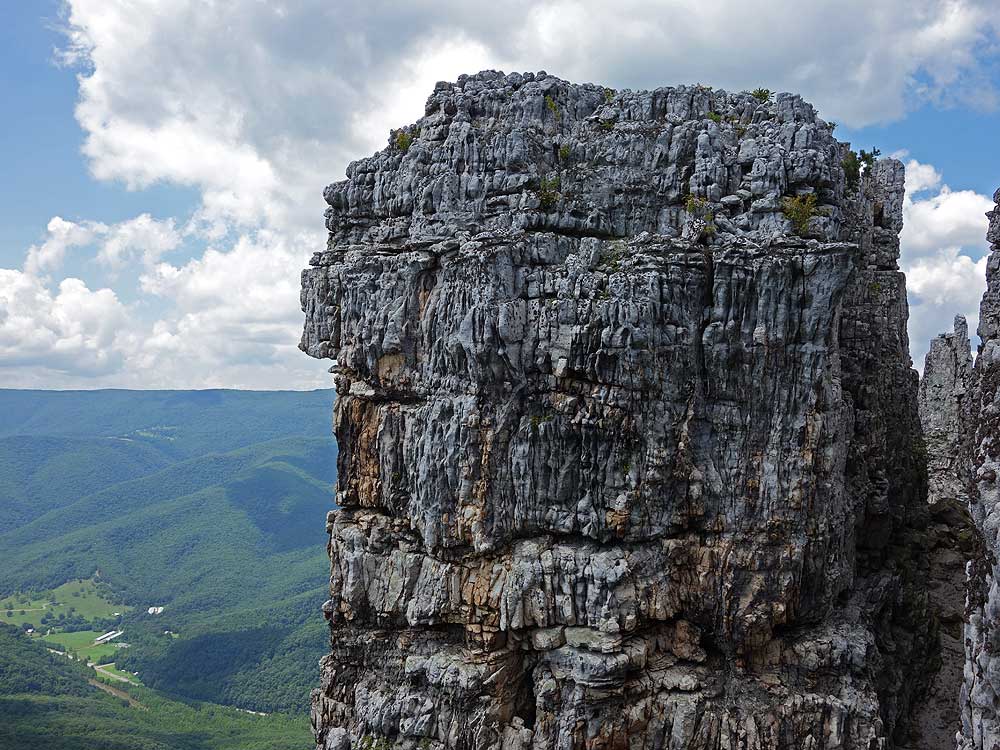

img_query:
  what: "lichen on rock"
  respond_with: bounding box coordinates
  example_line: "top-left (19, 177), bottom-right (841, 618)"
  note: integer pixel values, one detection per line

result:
top-left (302, 71), bottom-right (935, 750)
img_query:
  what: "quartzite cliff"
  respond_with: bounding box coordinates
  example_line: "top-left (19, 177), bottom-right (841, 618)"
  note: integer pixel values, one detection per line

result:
top-left (950, 190), bottom-right (1000, 750)
top-left (301, 71), bottom-right (937, 749)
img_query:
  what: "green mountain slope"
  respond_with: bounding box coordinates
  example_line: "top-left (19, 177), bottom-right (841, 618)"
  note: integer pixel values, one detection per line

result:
top-left (0, 389), bottom-right (334, 458)
top-left (0, 389), bottom-right (338, 716)
top-left (0, 624), bottom-right (310, 750)
top-left (0, 437), bottom-right (333, 588)
top-left (0, 435), bottom-right (174, 533)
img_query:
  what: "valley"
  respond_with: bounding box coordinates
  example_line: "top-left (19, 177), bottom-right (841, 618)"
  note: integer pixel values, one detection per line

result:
top-left (0, 389), bottom-right (337, 748)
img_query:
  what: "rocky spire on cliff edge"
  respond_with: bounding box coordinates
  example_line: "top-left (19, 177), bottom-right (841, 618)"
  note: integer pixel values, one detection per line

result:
top-left (957, 188), bottom-right (1000, 750)
top-left (919, 315), bottom-right (973, 508)
top-left (302, 71), bottom-right (937, 750)
top-left (914, 316), bottom-right (976, 748)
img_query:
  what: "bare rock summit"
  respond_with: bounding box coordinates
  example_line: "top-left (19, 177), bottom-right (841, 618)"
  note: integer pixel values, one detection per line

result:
top-left (302, 71), bottom-right (936, 750)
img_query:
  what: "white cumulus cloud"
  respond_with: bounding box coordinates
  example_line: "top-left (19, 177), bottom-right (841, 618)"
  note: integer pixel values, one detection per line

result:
top-left (0, 271), bottom-right (127, 378)
top-left (23, 213), bottom-right (181, 276)
top-left (901, 164), bottom-right (995, 258)
top-left (899, 159), bottom-right (992, 369)
top-left (96, 214), bottom-right (182, 269)
top-left (2, 0), bottom-right (996, 388)
top-left (24, 217), bottom-right (105, 276)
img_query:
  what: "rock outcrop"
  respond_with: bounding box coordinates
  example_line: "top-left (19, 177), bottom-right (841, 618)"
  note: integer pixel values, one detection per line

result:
top-left (920, 317), bottom-right (973, 510)
top-left (958, 189), bottom-right (1000, 750)
top-left (912, 315), bottom-right (977, 747)
top-left (302, 71), bottom-right (935, 750)
top-left (913, 319), bottom-right (975, 748)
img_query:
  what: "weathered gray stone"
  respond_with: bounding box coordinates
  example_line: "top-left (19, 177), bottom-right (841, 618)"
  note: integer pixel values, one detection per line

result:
top-left (303, 71), bottom-right (935, 750)
top-left (920, 316), bottom-right (973, 508)
top-left (911, 315), bottom-right (977, 750)
top-left (958, 189), bottom-right (1000, 750)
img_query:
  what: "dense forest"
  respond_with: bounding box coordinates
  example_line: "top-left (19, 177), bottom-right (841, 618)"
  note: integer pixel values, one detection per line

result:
top-left (0, 389), bottom-right (337, 716)
top-left (0, 624), bottom-right (310, 749)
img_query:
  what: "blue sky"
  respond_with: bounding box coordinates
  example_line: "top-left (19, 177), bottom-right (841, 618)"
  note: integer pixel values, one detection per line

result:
top-left (0, 3), bottom-right (197, 264)
top-left (2, 1), bottom-right (998, 388)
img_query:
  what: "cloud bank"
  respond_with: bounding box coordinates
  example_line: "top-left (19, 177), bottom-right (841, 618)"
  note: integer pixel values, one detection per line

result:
top-left (898, 157), bottom-right (993, 367)
top-left (1, 0), bottom-right (996, 387)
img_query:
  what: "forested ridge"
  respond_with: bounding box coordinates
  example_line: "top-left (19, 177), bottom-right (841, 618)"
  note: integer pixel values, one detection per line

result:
top-left (0, 624), bottom-right (310, 749)
top-left (0, 389), bottom-right (337, 731)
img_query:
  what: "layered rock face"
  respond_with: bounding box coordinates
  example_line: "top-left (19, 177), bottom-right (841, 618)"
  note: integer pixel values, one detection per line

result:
top-left (915, 319), bottom-right (977, 748)
top-left (959, 189), bottom-right (1000, 750)
top-left (302, 72), bottom-right (934, 750)
top-left (920, 317), bottom-right (973, 510)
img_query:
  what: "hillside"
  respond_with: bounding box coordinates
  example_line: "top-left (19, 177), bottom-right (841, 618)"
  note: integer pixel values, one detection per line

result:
top-left (0, 435), bottom-right (174, 532)
top-left (0, 389), bottom-right (334, 458)
top-left (0, 624), bottom-right (310, 749)
top-left (0, 389), bottom-right (336, 715)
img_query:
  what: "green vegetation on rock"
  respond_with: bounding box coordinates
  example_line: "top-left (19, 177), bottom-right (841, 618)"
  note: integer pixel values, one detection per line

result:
top-left (539, 175), bottom-right (560, 211)
top-left (394, 130), bottom-right (412, 152)
top-left (781, 193), bottom-right (820, 236)
top-left (843, 149), bottom-right (860, 189)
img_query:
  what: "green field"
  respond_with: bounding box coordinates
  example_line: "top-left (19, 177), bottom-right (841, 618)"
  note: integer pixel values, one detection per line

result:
top-left (42, 630), bottom-right (126, 664)
top-left (1, 624), bottom-right (310, 749)
top-left (0, 389), bottom-right (337, 717)
top-left (0, 578), bottom-right (126, 630)
top-left (0, 605), bottom-right (47, 628)
top-left (95, 662), bottom-right (140, 683)
top-left (42, 630), bottom-right (102, 650)
top-left (0, 591), bottom-right (54, 627)
top-left (50, 579), bottom-right (126, 619)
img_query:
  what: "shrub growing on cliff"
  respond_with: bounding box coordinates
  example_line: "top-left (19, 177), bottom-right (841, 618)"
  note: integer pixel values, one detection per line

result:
top-left (358, 736), bottom-right (392, 750)
top-left (701, 213), bottom-right (716, 237)
top-left (751, 88), bottom-right (772, 103)
top-left (558, 144), bottom-right (571, 162)
top-left (707, 111), bottom-right (721, 123)
top-left (683, 196), bottom-right (717, 241)
top-left (684, 195), bottom-right (709, 216)
top-left (843, 150), bottom-right (860, 189)
top-left (538, 175), bottom-right (561, 211)
top-left (860, 147), bottom-right (881, 172)
top-left (545, 95), bottom-right (561, 119)
top-left (600, 241), bottom-right (627, 272)
top-left (394, 130), bottom-right (413, 153)
top-left (781, 193), bottom-right (819, 236)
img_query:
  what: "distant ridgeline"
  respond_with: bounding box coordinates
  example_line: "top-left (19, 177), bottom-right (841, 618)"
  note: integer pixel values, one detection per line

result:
top-left (0, 389), bottom-right (337, 715)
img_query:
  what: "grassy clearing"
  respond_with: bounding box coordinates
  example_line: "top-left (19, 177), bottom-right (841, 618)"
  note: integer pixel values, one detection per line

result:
top-left (96, 663), bottom-right (141, 684)
top-left (42, 630), bottom-right (102, 650)
top-left (83, 642), bottom-right (124, 663)
top-left (0, 577), bottom-right (127, 630)
top-left (0, 592), bottom-right (54, 627)
top-left (42, 630), bottom-right (126, 664)
top-left (53, 579), bottom-right (127, 619)
top-left (40, 630), bottom-right (137, 682)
